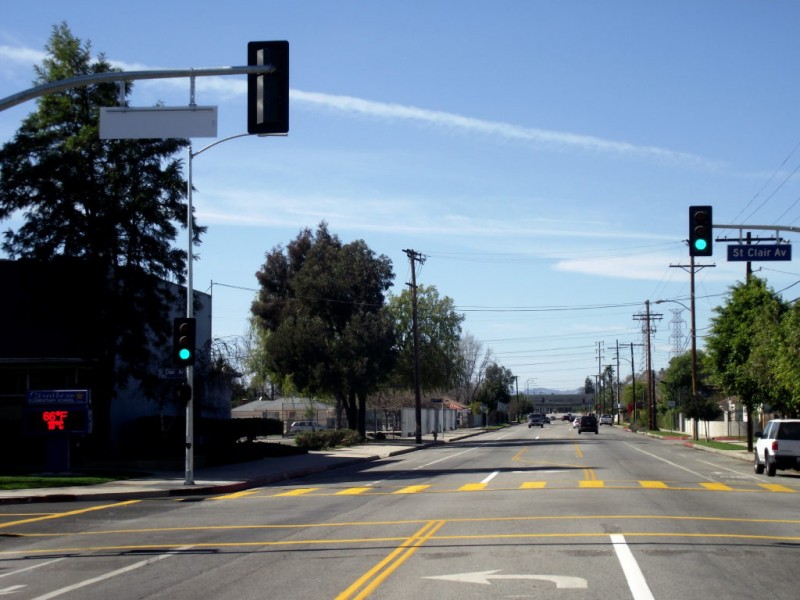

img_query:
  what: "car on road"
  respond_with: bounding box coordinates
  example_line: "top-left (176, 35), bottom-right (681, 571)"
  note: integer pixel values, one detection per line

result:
top-left (528, 413), bottom-right (545, 428)
top-left (572, 417), bottom-right (580, 428)
top-left (754, 419), bottom-right (800, 476)
top-left (562, 414), bottom-right (574, 422)
top-left (287, 421), bottom-right (327, 435)
top-left (577, 415), bottom-right (599, 434)
top-left (599, 414), bottom-right (613, 426)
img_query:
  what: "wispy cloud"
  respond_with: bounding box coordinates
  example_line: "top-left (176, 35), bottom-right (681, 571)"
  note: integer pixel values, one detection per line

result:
top-left (0, 44), bottom-right (45, 65)
top-left (291, 89), bottom-right (723, 170)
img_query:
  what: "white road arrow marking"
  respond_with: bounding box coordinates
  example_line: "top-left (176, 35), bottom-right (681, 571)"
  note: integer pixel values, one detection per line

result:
top-left (0, 585), bottom-right (26, 595)
top-left (424, 570), bottom-right (587, 588)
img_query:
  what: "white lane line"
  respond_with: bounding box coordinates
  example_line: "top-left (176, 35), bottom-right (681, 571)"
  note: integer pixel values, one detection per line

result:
top-left (480, 471), bottom-right (500, 484)
top-left (30, 546), bottom-right (193, 600)
top-left (623, 442), bottom-right (711, 481)
top-left (695, 458), bottom-right (762, 481)
top-left (0, 558), bottom-right (67, 578)
top-left (610, 534), bottom-right (655, 600)
top-left (412, 447), bottom-right (478, 471)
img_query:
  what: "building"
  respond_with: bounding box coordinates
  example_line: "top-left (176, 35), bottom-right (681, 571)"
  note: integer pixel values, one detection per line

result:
top-left (0, 258), bottom-right (219, 467)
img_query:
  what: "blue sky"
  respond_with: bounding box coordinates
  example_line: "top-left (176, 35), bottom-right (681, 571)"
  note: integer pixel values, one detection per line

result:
top-left (3, 1), bottom-right (800, 392)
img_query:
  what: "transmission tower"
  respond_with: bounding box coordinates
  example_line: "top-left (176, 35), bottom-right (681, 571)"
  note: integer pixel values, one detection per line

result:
top-left (668, 308), bottom-right (688, 359)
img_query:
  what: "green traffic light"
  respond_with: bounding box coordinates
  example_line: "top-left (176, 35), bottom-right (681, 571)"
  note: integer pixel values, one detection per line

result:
top-left (178, 348), bottom-right (192, 361)
top-left (694, 239), bottom-right (708, 251)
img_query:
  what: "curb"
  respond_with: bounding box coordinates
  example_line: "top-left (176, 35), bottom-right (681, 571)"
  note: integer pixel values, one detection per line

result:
top-left (0, 438), bottom-right (447, 505)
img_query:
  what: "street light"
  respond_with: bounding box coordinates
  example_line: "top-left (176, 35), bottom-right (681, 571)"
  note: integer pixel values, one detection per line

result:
top-left (183, 132), bottom-right (278, 484)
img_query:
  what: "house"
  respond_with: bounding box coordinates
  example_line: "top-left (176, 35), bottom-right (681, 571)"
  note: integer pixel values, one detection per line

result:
top-left (233, 396), bottom-right (336, 433)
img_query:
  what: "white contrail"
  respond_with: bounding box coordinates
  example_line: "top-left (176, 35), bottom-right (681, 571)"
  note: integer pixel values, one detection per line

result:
top-left (291, 89), bottom-right (721, 169)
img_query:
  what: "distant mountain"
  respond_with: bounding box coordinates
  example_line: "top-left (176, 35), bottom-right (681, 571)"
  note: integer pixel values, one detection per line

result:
top-left (529, 388), bottom-right (583, 395)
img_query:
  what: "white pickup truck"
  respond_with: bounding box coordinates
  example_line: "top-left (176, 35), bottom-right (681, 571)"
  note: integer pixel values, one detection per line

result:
top-left (754, 419), bottom-right (800, 476)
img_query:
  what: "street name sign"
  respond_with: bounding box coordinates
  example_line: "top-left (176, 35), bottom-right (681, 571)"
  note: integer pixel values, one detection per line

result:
top-left (159, 367), bottom-right (185, 380)
top-left (727, 244), bottom-right (792, 262)
top-left (100, 106), bottom-right (218, 139)
top-left (26, 389), bottom-right (90, 404)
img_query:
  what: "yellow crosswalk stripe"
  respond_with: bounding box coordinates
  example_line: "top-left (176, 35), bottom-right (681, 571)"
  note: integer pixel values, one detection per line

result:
top-left (700, 482), bottom-right (733, 491)
top-left (275, 488), bottom-right (318, 497)
top-left (758, 483), bottom-right (796, 493)
top-left (210, 490), bottom-right (260, 500)
top-left (393, 485), bottom-right (431, 494)
top-left (257, 480), bottom-right (800, 499)
top-left (458, 483), bottom-right (488, 492)
top-left (639, 481), bottom-right (669, 489)
top-left (579, 480), bottom-right (605, 488)
top-left (335, 487), bottom-right (372, 495)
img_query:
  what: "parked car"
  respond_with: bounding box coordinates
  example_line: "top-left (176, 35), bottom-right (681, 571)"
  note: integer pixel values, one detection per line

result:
top-left (754, 419), bottom-right (800, 476)
top-left (578, 415), bottom-right (599, 434)
top-left (288, 421), bottom-right (327, 435)
top-left (599, 414), bottom-right (613, 426)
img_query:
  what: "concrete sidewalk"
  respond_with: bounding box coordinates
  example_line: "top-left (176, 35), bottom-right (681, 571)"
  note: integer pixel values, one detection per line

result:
top-left (0, 430), bottom-right (483, 505)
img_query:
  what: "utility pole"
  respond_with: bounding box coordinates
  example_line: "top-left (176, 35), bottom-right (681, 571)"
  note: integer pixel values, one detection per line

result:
top-left (403, 249), bottom-right (426, 444)
top-left (596, 342), bottom-right (604, 414)
top-left (633, 302), bottom-right (662, 430)
top-left (630, 343), bottom-right (637, 425)
top-left (615, 340), bottom-right (621, 424)
top-left (669, 255), bottom-right (714, 439)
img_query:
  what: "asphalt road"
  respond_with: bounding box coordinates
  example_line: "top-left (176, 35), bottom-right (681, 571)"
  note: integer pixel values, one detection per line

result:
top-left (2, 422), bottom-right (799, 599)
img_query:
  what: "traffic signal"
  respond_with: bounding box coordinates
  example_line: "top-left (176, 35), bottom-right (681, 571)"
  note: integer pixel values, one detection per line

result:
top-left (247, 41), bottom-right (289, 135)
top-left (689, 205), bottom-right (713, 257)
top-left (172, 318), bottom-right (196, 366)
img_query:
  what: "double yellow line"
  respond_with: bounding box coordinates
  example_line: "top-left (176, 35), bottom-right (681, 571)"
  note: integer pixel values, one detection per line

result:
top-left (336, 519), bottom-right (446, 600)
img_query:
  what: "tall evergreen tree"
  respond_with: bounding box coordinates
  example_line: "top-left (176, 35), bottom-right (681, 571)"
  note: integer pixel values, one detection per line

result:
top-left (0, 24), bottom-right (202, 444)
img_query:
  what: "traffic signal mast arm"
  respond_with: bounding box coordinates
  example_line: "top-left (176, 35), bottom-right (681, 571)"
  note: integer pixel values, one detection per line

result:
top-left (713, 223), bottom-right (800, 239)
top-left (0, 65), bottom-right (276, 113)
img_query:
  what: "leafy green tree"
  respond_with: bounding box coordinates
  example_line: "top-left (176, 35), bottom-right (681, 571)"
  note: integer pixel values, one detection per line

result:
top-left (661, 350), bottom-right (714, 439)
top-left (386, 284), bottom-right (464, 393)
top-left (705, 277), bottom-right (785, 450)
top-left (770, 302), bottom-right (800, 417)
top-left (0, 24), bottom-right (199, 444)
top-left (477, 363), bottom-right (514, 424)
top-left (250, 223), bottom-right (395, 437)
top-left (584, 376), bottom-right (595, 395)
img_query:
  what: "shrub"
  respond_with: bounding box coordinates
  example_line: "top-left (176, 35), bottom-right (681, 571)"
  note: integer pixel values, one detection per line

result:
top-left (294, 429), bottom-right (363, 451)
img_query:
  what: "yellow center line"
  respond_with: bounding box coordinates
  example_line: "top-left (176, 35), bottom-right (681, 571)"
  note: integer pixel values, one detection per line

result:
top-left (335, 520), bottom-right (446, 600)
top-left (574, 444), bottom-right (584, 459)
top-left (0, 501), bottom-right (139, 529)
